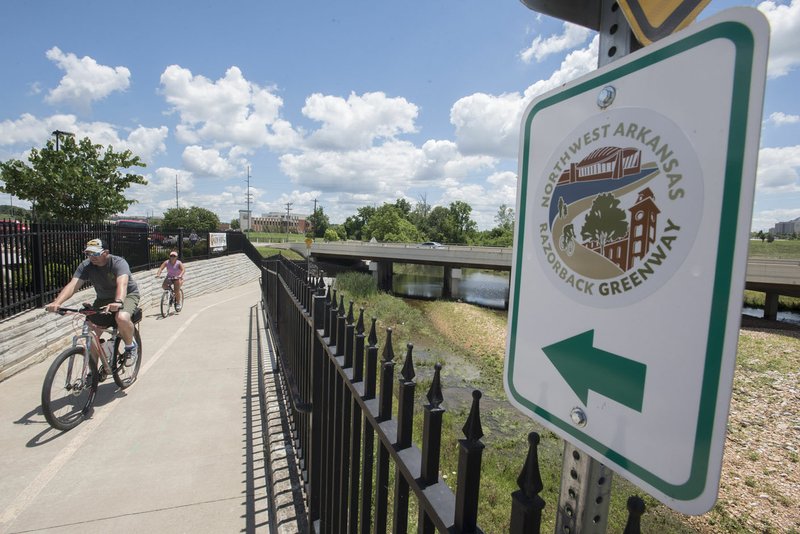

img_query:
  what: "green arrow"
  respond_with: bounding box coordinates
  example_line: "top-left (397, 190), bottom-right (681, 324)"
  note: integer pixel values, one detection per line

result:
top-left (542, 330), bottom-right (647, 412)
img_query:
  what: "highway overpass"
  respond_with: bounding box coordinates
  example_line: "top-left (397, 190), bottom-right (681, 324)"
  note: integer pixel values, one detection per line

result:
top-left (286, 241), bottom-right (799, 320)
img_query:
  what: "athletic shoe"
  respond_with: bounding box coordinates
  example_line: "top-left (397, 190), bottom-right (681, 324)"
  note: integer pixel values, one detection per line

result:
top-left (123, 343), bottom-right (138, 367)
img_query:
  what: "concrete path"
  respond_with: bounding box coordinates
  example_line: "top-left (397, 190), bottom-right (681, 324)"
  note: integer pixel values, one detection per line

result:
top-left (0, 280), bottom-right (304, 533)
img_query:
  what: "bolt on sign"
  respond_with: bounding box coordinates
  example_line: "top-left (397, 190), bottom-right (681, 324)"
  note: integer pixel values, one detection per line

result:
top-left (617, 0), bottom-right (711, 44)
top-left (504, 8), bottom-right (769, 514)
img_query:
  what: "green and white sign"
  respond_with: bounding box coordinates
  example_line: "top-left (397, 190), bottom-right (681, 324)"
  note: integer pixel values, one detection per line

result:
top-left (505, 8), bottom-right (768, 515)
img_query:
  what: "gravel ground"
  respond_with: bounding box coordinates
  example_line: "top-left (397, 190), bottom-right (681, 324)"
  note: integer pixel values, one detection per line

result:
top-left (685, 318), bottom-right (800, 533)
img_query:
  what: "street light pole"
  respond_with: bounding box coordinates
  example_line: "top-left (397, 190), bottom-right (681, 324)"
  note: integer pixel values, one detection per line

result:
top-left (51, 130), bottom-right (74, 152)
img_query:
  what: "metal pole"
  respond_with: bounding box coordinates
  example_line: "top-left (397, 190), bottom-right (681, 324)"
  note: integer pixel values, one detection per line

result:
top-left (554, 2), bottom-right (640, 533)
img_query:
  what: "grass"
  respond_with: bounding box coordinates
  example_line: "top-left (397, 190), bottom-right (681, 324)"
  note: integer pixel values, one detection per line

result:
top-left (256, 246), bottom-right (304, 260)
top-left (246, 231), bottom-right (307, 243)
top-left (748, 238), bottom-right (800, 259)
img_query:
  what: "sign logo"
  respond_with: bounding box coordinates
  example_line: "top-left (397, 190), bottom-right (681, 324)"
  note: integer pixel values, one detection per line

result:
top-left (534, 108), bottom-right (703, 308)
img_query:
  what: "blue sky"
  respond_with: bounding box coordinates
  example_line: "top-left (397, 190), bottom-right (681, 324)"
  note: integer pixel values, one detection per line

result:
top-left (0, 0), bottom-right (797, 231)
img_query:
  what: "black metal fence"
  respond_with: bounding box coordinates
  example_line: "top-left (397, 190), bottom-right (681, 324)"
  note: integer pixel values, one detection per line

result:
top-left (0, 219), bottom-right (248, 320)
top-left (260, 255), bottom-right (649, 533)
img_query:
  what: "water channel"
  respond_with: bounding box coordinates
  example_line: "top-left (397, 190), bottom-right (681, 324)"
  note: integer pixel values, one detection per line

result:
top-left (392, 264), bottom-right (800, 324)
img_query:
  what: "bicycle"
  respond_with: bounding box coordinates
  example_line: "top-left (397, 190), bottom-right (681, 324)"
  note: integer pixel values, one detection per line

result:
top-left (41, 305), bottom-right (143, 431)
top-left (159, 276), bottom-right (184, 318)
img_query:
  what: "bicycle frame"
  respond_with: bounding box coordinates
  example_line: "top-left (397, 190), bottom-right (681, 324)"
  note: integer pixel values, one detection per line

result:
top-left (71, 319), bottom-right (116, 377)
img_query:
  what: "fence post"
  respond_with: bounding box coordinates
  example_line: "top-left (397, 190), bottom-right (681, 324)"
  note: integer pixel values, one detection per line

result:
top-left (419, 363), bottom-right (445, 533)
top-left (510, 432), bottom-right (545, 533)
top-left (30, 221), bottom-right (46, 308)
top-left (360, 318), bottom-right (379, 534)
top-left (392, 343), bottom-right (416, 532)
top-left (309, 288), bottom-right (327, 527)
top-left (374, 328), bottom-right (396, 534)
top-left (454, 390), bottom-right (484, 533)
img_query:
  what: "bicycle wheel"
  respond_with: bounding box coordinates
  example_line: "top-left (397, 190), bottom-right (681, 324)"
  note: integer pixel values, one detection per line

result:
top-left (160, 290), bottom-right (171, 318)
top-left (41, 348), bottom-right (98, 431)
top-left (112, 327), bottom-right (142, 388)
top-left (174, 288), bottom-right (184, 312)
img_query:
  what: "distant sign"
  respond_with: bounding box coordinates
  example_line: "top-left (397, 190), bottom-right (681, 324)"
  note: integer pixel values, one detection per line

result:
top-left (618, 0), bottom-right (711, 44)
top-left (505, 9), bottom-right (768, 514)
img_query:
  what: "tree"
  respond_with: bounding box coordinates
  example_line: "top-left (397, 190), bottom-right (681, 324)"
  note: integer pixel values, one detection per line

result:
top-left (426, 206), bottom-right (451, 243)
top-left (495, 204), bottom-right (515, 231)
top-left (447, 201), bottom-right (477, 244)
top-left (324, 228), bottom-right (340, 242)
top-left (580, 193), bottom-right (628, 250)
top-left (230, 218), bottom-right (241, 230)
top-left (757, 230), bottom-right (765, 243)
top-left (343, 206), bottom-right (376, 240)
top-left (162, 206), bottom-right (220, 232)
top-left (0, 136), bottom-right (146, 221)
top-left (362, 204), bottom-right (422, 243)
top-left (0, 205), bottom-right (30, 219)
top-left (307, 206), bottom-right (330, 238)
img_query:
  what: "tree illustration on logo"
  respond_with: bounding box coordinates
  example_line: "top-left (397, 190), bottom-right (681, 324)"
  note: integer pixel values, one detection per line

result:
top-left (580, 193), bottom-right (629, 251)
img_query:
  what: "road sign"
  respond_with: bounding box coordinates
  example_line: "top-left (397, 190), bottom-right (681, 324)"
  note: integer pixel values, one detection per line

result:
top-left (505, 8), bottom-right (768, 515)
top-left (305, 237), bottom-right (313, 249)
top-left (618, 0), bottom-right (711, 44)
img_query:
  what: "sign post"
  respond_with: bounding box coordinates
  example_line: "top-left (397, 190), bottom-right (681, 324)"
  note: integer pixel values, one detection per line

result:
top-left (506, 7), bottom-right (769, 516)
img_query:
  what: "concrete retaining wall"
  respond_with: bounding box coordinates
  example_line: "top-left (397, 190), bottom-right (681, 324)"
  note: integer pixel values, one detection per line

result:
top-left (0, 253), bottom-right (262, 382)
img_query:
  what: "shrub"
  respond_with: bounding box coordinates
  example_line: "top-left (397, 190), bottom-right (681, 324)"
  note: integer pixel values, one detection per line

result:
top-left (334, 272), bottom-right (377, 299)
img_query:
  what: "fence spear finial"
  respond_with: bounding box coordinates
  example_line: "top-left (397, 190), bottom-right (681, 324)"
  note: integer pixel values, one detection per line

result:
top-left (382, 328), bottom-right (394, 362)
top-left (368, 317), bottom-right (378, 347)
top-left (623, 496), bottom-right (646, 534)
top-left (401, 343), bottom-right (415, 381)
top-left (356, 308), bottom-right (365, 335)
top-left (426, 362), bottom-right (443, 408)
top-left (462, 390), bottom-right (484, 442)
top-left (347, 300), bottom-right (354, 324)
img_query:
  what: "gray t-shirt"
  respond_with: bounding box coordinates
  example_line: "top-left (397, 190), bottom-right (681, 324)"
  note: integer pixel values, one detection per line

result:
top-left (73, 255), bottom-right (139, 299)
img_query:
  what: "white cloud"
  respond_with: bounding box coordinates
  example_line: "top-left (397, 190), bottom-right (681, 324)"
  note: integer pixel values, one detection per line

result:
top-left (279, 139), bottom-right (494, 194)
top-left (0, 114), bottom-right (166, 162)
top-left (756, 145), bottom-right (800, 192)
top-left (182, 145), bottom-right (239, 178)
top-left (160, 65), bottom-right (301, 150)
top-left (302, 92), bottom-right (419, 150)
top-left (769, 111), bottom-right (800, 126)
top-left (451, 35), bottom-right (598, 158)
top-left (438, 171), bottom-right (518, 229)
top-left (122, 126), bottom-right (169, 163)
top-left (44, 47), bottom-right (130, 110)
top-left (520, 22), bottom-right (592, 63)
top-left (759, 0), bottom-right (800, 78)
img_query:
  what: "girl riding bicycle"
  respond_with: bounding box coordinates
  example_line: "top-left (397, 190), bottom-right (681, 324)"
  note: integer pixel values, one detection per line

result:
top-left (156, 250), bottom-right (186, 310)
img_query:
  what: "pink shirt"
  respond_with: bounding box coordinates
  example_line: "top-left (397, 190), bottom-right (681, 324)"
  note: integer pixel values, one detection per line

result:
top-left (165, 260), bottom-right (184, 279)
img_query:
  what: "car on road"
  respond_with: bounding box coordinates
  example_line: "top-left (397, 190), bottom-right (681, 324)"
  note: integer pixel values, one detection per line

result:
top-left (419, 241), bottom-right (443, 248)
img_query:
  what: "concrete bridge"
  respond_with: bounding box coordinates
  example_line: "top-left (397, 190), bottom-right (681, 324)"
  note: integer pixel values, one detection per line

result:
top-left (290, 241), bottom-right (800, 320)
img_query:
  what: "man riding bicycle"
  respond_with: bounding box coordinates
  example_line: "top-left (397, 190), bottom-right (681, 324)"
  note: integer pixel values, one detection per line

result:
top-left (45, 238), bottom-right (140, 366)
top-left (155, 250), bottom-right (185, 311)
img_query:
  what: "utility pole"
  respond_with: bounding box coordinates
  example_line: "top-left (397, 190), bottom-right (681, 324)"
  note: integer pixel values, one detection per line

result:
top-left (312, 198), bottom-right (318, 236)
top-left (285, 202), bottom-right (293, 242)
top-left (244, 166), bottom-right (253, 232)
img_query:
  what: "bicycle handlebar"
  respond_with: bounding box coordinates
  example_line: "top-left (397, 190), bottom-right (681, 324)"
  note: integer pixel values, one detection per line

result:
top-left (55, 306), bottom-right (109, 316)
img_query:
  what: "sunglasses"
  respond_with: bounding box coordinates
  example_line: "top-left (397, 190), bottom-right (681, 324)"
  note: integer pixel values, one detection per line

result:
top-left (85, 251), bottom-right (103, 257)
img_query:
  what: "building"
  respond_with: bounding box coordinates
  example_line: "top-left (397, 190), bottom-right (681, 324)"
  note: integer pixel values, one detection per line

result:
top-left (772, 217), bottom-right (800, 235)
top-left (584, 187), bottom-right (660, 272)
top-left (243, 212), bottom-right (309, 234)
top-left (558, 147), bottom-right (642, 185)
